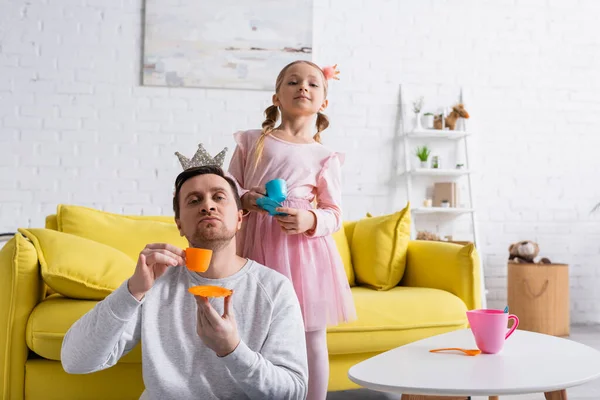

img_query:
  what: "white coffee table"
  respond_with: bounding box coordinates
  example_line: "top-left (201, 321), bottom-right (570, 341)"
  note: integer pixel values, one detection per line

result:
top-left (348, 329), bottom-right (600, 400)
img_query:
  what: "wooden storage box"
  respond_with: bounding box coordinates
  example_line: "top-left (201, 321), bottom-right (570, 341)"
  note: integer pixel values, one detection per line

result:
top-left (507, 263), bottom-right (570, 337)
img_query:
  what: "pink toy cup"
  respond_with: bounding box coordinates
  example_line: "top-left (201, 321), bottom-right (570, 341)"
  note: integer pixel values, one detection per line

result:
top-left (466, 309), bottom-right (519, 354)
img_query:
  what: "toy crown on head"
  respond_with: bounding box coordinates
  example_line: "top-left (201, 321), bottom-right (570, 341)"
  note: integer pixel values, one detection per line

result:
top-left (321, 64), bottom-right (340, 81)
top-left (174, 144), bottom-right (228, 170)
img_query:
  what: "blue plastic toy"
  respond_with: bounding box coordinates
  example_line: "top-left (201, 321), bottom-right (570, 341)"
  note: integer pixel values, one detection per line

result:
top-left (257, 179), bottom-right (288, 216)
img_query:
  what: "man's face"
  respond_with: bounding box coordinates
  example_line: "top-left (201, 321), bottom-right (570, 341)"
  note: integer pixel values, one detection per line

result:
top-left (175, 174), bottom-right (243, 250)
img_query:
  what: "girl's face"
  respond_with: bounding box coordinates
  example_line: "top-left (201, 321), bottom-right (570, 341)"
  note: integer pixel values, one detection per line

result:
top-left (273, 63), bottom-right (328, 117)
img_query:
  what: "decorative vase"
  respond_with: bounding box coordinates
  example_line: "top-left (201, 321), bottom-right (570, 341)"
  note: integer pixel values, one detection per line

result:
top-left (420, 160), bottom-right (428, 168)
top-left (413, 112), bottom-right (423, 131)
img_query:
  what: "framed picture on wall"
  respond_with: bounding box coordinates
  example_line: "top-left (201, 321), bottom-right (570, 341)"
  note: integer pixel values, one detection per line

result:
top-left (142, 0), bottom-right (313, 91)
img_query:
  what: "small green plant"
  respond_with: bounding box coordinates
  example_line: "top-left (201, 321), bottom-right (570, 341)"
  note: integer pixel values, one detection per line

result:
top-left (415, 146), bottom-right (431, 161)
top-left (424, 112), bottom-right (434, 116)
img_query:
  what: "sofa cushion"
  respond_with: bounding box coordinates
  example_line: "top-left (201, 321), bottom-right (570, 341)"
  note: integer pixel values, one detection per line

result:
top-left (351, 204), bottom-right (411, 290)
top-left (327, 286), bottom-right (468, 355)
top-left (332, 223), bottom-right (355, 287)
top-left (56, 204), bottom-right (186, 261)
top-left (19, 228), bottom-right (135, 300)
top-left (26, 296), bottom-right (141, 363)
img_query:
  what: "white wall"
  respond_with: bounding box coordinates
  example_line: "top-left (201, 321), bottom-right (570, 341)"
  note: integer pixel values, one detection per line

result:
top-left (1, 0), bottom-right (600, 322)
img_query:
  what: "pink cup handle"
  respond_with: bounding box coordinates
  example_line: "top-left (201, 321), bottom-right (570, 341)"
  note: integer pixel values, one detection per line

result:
top-left (505, 314), bottom-right (519, 339)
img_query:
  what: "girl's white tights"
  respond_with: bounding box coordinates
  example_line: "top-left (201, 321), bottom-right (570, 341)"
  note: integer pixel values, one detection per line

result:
top-left (305, 329), bottom-right (329, 400)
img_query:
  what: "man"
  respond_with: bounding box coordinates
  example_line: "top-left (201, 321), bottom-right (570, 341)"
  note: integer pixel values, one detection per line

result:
top-left (61, 165), bottom-right (309, 400)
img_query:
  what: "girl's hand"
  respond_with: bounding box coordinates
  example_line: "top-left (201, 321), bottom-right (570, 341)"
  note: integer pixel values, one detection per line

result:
top-left (275, 208), bottom-right (317, 235)
top-left (241, 187), bottom-right (267, 214)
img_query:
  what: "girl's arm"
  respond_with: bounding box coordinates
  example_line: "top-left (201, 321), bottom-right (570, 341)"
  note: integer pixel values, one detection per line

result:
top-left (306, 153), bottom-right (344, 238)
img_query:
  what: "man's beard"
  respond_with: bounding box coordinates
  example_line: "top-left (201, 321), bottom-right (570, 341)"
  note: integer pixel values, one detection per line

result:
top-left (189, 225), bottom-right (236, 251)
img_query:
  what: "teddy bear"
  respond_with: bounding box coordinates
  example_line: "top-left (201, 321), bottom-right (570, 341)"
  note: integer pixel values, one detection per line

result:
top-left (508, 240), bottom-right (551, 264)
top-left (417, 230), bottom-right (440, 241)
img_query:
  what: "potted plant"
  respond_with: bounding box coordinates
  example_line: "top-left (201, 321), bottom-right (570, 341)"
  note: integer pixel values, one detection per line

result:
top-left (415, 145), bottom-right (431, 168)
top-left (412, 97), bottom-right (424, 131)
top-left (423, 112), bottom-right (434, 129)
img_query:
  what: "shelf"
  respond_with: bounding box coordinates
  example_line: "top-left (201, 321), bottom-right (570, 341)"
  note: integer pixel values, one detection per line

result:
top-left (412, 207), bottom-right (474, 215)
top-left (406, 129), bottom-right (471, 139)
top-left (408, 168), bottom-right (471, 176)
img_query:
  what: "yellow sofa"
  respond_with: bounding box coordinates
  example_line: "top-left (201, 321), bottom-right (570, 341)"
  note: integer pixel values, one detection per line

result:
top-left (0, 204), bottom-right (481, 399)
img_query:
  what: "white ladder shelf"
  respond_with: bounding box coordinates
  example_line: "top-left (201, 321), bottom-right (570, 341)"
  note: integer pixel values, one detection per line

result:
top-left (398, 84), bottom-right (487, 308)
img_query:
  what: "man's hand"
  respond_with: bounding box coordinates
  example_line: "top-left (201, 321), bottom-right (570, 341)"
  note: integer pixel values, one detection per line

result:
top-left (195, 292), bottom-right (241, 357)
top-left (241, 187), bottom-right (267, 214)
top-left (274, 208), bottom-right (317, 235)
top-left (128, 243), bottom-right (185, 301)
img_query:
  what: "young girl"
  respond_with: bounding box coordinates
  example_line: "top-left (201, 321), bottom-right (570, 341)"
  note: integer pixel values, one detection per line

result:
top-left (227, 60), bottom-right (357, 400)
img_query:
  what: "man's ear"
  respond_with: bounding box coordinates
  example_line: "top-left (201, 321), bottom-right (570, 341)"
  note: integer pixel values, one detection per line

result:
top-left (236, 210), bottom-right (243, 230)
top-left (320, 98), bottom-right (329, 112)
top-left (272, 94), bottom-right (280, 107)
top-left (175, 217), bottom-right (184, 237)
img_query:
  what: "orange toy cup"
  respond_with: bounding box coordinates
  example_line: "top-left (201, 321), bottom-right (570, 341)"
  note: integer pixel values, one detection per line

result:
top-left (185, 248), bottom-right (213, 272)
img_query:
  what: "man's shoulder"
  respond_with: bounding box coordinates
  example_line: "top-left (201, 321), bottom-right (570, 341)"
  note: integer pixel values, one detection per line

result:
top-left (248, 260), bottom-right (290, 286)
top-left (247, 260), bottom-right (296, 300)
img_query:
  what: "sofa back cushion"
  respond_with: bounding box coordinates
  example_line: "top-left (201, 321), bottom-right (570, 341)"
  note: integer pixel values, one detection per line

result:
top-left (332, 222), bottom-right (356, 286)
top-left (55, 204), bottom-right (186, 261)
top-left (402, 241), bottom-right (480, 310)
top-left (45, 215), bottom-right (58, 231)
top-left (351, 204), bottom-right (411, 290)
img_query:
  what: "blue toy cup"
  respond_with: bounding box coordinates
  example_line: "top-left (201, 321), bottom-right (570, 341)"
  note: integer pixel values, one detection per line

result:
top-left (265, 179), bottom-right (287, 203)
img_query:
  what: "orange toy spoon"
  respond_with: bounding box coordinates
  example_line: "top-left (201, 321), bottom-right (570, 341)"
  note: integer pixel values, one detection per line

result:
top-left (429, 347), bottom-right (481, 356)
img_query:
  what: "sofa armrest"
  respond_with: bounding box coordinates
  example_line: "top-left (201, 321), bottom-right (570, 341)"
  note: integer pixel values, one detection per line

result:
top-left (0, 233), bottom-right (45, 400)
top-left (401, 240), bottom-right (481, 310)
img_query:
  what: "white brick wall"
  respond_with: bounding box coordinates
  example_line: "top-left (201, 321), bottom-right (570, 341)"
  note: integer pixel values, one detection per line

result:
top-left (1, 0), bottom-right (600, 323)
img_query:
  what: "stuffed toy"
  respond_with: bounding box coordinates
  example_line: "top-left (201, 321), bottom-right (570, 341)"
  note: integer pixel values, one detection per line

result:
top-left (434, 103), bottom-right (470, 130)
top-left (508, 240), bottom-right (551, 264)
top-left (417, 230), bottom-right (440, 241)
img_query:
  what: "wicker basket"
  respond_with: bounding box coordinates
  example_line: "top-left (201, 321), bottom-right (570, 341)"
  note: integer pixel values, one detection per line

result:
top-left (507, 262), bottom-right (570, 337)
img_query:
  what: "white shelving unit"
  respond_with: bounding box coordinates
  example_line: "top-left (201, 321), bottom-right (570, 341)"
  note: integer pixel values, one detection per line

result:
top-left (397, 84), bottom-right (487, 308)
top-left (403, 168), bottom-right (472, 177)
top-left (407, 129), bottom-right (471, 140)
top-left (412, 207), bottom-right (475, 215)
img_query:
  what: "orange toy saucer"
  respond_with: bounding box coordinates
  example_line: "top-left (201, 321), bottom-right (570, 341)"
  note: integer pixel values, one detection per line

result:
top-left (188, 285), bottom-right (232, 298)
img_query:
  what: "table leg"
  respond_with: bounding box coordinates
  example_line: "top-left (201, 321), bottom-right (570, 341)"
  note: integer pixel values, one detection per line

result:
top-left (544, 389), bottom-right (567, 400)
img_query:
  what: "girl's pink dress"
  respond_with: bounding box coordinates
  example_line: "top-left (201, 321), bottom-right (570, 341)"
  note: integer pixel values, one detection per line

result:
top-left (228, 129), bottom-right (357, 332)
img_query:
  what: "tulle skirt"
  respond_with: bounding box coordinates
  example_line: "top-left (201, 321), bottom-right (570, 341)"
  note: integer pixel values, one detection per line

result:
top-left (238, 199), bottom-right (357, 332)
